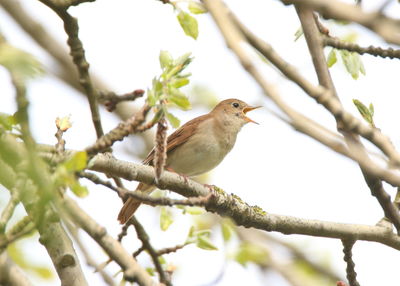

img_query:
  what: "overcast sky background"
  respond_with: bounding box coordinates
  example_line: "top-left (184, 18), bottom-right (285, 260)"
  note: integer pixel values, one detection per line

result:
top-left (1, 0), bottom-right (400, 285)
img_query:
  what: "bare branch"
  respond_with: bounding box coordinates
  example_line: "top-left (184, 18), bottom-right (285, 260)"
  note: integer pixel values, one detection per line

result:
top-left (280, 0), bottom-right (400, 45)
top-left (89, 154), bottom-right (400, 251)
top-left (130, 217), bottom-right (172, 286)
top-left (0, 252), bottom-right (34, 286)
top-left (342, 240), bottom-right (360, 286)
top-left (62, 196), bottom-right (157, 285)
top-left (99, 89), bottom-right (145, 112)
top-left (85, 104), bottom-right (150, 156)
top-left (38, 0), bottom-right (104, 138)
top-left (229, 9), bottom-right (400, 168)
top-left (295, 6), bottom-right (400, 233)
top-left (80, 171), bottom-right (212, 207)
top-left (323, 36), bottom-right (400, 60)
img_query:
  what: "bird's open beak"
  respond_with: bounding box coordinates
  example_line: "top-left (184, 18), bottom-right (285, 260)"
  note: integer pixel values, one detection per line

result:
top-left (243, 106), bottom-right (261, 124)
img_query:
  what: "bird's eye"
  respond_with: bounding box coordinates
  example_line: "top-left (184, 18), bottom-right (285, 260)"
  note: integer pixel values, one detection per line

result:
top-left (232, 102), bottom-right (239, 108)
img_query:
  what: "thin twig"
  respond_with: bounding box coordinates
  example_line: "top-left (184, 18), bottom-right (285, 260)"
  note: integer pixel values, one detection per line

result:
top-left (85, 104), bottom-right (150, 156)
top-left (156, 243), bottom-right (189, 256)
top-left (323, 36), bottom-right (400, 60)
top-left (280, 0), bottom-right (400, 45)
top-left (0, 218), bottom-right (35, 250)
top-left (130, 216), bottom-right (172, 286)
top-left (80, 171), bottom-right (212, 207)
top-left (99, 89), bottom-right (145, 112)
top-left (38, 0), bottom-right (104, 138)
top-left (154, 117), bottom-right (168, 184)
top-left (342, 240), bottom-right (360, 286)
top-left (0, 191), bottom-right (19, 233)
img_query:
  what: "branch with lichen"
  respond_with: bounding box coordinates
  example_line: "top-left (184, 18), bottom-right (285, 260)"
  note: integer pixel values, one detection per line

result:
top-left (88, 153), bottom-right (400, 251)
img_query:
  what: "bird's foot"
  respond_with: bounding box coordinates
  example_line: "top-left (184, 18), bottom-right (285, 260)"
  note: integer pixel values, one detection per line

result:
top-left (166, 167), bottom-right (190, 185)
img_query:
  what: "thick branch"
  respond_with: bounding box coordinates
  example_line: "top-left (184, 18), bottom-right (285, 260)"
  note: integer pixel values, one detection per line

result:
top-left (0, 252), bottom-right (34, 286)
top-left (89, 154), bottom-right (400, 251)
top-left (295, 6), bottom-right (400, 233)
top-left (62, 197), bottom-right (157, 285)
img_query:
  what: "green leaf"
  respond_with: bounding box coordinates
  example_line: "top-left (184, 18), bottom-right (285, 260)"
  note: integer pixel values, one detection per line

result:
top-left (359, 58), bottom-right (366, 76)
top-left (165, 111), bottom-right (180, 128)
top-left (158, 256), bottom-right (167, 265)
top-left (234, 242), bottom-right (269, 266)
top-left (147, 89), bottom-right (156, 107)
top-left (70, 181), bottom-right (89, 198)
top-left (196, 235), bottom-right (218, 250)
top-left (340, 50), bottom-right (365, 80)
top-left (174, 52), bottom-right (192, 67)
top-left (168, 88), bottom-right (191, 110)
top-left (327, 49), bottom-right (337, 68)
top-left (31, 266), bottom-right (53, 279)
top-left (0, 113), bottom-right (16, 131)
top-left (159, 50), bottom-right (173, 69)
top-left (146, 267), bottom-right (155, 276)
top-left (353, 99), bottom-right (374, 126)
top-left (152, 77), bottom-right (163, 95)
top-left (64, 151), bottom-right (87, 172)
top-left (294, 27), bottom-right (303, 41)
top-left (160, 207), bottom-right (174, 231)
top-left (170, 77), bottom-right (190, 88)
top-left (221, 219), bottom-right (235, 242)
top-left (0, 43), bottom-right (45, 80)
top-left (177, 11), bottom-right (198, 40)
top-left (188, 2), bottom-right (207, 14)
top-left (369, 103), bottom-right (374, 117)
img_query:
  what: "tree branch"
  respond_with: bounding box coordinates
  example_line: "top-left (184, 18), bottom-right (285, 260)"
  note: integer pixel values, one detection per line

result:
top-left (323, 35), bottom-right (400, 60)
top-left (280, 0), bottom-right (400, 45)
top-left (0, 252), bottom-right (34, 286)
top-left (38, 0), bottom-right (104, 138)
top-left (342, 240), bottom-right (360, 286)
top-left (129, 217), bottom-right (172, 286)
top-left (62, 196), bottom-right (157, 285)
top-left (295, 5), bottom-right (400, 234)
top-left (88, 154), bottom-right (400, 251)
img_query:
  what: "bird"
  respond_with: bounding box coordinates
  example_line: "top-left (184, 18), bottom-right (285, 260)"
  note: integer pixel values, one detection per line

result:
top-left (117, 98), bottom-right (260, 224)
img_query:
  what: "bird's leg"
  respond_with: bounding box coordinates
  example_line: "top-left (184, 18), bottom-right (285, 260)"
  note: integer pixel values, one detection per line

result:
top-left (165, 167), bottom-right (190, 185)
top-left (203, 184), bottom-right (215, 194)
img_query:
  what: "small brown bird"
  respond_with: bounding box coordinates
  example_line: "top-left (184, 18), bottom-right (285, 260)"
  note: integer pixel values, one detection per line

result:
top-left (117, 98), bottom-right (260, 224)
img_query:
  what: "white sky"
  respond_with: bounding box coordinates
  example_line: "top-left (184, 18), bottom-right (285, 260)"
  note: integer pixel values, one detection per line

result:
top-left (1, 0), bottom-right (400, 285)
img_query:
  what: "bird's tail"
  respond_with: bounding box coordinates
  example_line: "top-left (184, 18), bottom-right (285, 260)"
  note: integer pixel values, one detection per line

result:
top-left (117, 183), bottom-right (155, 224)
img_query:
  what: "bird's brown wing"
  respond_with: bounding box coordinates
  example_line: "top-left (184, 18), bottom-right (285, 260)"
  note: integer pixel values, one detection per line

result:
top-left (142, 113), bottom-right (210, 165)
top-left (118, 113), bottom-right (210, 224)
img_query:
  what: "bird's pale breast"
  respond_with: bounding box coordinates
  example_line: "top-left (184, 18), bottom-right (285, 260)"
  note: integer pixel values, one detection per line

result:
top-left (166, 118), bottom-right (236, 176)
